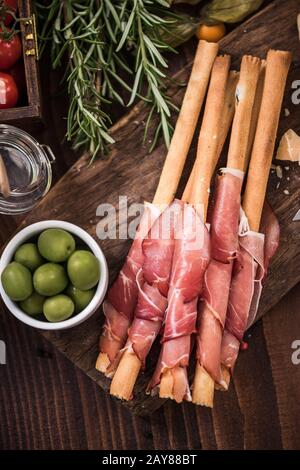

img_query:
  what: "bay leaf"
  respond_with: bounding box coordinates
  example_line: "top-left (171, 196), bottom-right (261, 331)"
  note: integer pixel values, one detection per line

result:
top-left (202, 0), bottom-right (263, 24)
top-left (158, 14), bottom-right (200, 48)
top-left (171, 0), bottom-right (204, 4)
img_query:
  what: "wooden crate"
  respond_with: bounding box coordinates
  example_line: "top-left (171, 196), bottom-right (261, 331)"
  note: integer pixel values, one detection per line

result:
top-left (0, 0), bottom-right (42, 126)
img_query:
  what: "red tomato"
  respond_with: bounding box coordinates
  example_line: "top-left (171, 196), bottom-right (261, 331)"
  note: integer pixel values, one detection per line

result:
top-left (1, 0), bottom-right (17, 26)
top-left (0, 30), bottom-right (22, 69)
top-left (0, 72), bottom-right (18, 108)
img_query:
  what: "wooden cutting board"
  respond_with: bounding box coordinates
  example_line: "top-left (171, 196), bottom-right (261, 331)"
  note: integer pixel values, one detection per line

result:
top-left (10, 0), bottom-right (300, 415)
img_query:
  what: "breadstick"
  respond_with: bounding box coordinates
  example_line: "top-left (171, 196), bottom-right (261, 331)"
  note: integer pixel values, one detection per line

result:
top-left (182, 70), bottom-right (239, 202)
top-left (243, 50), bottom-right (292, 230)
top-left (153, 40), bottom-right (219, 207)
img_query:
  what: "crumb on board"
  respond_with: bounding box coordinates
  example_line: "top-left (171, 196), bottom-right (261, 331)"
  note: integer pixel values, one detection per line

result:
top-left (283, 189), bottom-right (290, 195)
top-left (276, 129), bottom-right (300, 163)
top-left (276, 166), bottom-right (283, 179)
top-left (293, 209), bottom-right (300, 222)
top-left (276, 182), bottom-right (281, 189)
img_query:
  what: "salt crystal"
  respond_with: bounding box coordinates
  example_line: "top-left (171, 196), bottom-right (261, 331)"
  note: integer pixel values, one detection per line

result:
top-left (276, 166), bottom-right (283, 179)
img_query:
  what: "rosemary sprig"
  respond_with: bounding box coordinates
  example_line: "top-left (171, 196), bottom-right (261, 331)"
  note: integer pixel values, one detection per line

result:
top-left (35, 0), bottom-right (195, 160)
top-left (115, 0), bottom-right (180, 149)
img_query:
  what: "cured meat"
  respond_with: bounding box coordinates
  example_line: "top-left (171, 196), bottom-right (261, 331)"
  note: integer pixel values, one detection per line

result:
top-left (260, 201), bottom-right (280, 277)
top-left (99, 203), bottom-right (160, 366)
top-left (196, 260), bottom-right (232, 385)
top-left (111, 200), bottom-right (183, 370)
top-left (221, 203), bottom-right (280, 371)
top-left (210, 169), bottom-right (244, 263)
top-left (148, 204), bottom-right (210, 400)
top-left (196, 169), bottom-right (243, 387)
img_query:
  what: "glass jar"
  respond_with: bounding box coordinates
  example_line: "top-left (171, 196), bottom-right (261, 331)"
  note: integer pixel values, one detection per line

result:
top-left (0, 124), bottom-right (55, 215)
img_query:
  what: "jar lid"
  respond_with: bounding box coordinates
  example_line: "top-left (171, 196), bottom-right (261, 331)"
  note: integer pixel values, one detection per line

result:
top-left (0, 125), bottom-right (55, 215)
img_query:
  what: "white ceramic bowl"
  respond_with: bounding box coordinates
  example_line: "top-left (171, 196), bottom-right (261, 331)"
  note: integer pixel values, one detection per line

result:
top-left (0, 221), bottom-right (108, 330)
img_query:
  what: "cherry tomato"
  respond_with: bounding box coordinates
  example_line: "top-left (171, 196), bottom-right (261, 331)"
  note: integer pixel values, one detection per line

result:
top-left (0, 29), bottom-right (22, 69)
top-left (0, 72), bottom-right (18, 108)
top-left (196, 23), bottom-right (226, 43)
top-left (0, 0), bottom-right (17, 26)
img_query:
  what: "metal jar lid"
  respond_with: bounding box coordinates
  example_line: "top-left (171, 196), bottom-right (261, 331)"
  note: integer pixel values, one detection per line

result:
top-left (0, 124), bottom-right (55, 215)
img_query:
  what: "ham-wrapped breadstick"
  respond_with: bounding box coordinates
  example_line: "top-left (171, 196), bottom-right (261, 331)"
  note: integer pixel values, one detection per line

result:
top-left (96, 40), bottom-right (219, 375)
top-left (192, 55), bottom-right (262, 407)
top-left (147, 56), bottom-right (232, 403)
top-left (110, 55), bottom-right (232, 401)
top-left (221, 49), bottom-right (292, 381)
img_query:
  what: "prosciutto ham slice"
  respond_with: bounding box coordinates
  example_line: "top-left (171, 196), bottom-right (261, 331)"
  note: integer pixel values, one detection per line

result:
top-left (99, 203), bottom-right (160, 367)
top-left (196, 169), bottom-right (243, 387)
top-left (221, 202), bottom-right (280, 371)
top-left (210, 169), bottom-right (244, 263)
top-left (109, 200), bottom-right (183, 372)
top-left (148, 204), bottom-right (210, 401)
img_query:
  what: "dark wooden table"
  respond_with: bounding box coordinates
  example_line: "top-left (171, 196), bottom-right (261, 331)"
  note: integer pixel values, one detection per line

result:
top-left (1, 0), bottom-right (300, 450)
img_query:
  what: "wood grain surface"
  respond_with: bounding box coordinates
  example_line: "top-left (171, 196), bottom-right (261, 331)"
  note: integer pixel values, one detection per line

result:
top-left (5, 0), bottom-right (299, 415)
top-left (0, 0), bottom-right (300, 449)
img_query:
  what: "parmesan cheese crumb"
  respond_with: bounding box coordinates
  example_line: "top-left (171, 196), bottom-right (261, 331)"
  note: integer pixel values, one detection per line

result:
top-left (284, 166), bottom-right (290, 170)
top-left (276, 182), bottom-right (281, 189)
top-left (284, 108), bottom-right (290, 117)
top-left (283, 189), bottom-right (290, 195)
top-left (293, 209), bottom-right (300, 222)
top-left (276, 129), bottom-right (300, 164)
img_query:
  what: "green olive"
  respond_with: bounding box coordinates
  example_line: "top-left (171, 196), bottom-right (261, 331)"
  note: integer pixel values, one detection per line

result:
top-left (14, 243), bottom-right (44, 271)
top-left (66, 284), bottom-right (95, 313)
top-left (38, 228), bottom-right (75, 263)
top-left (67, 250), bottom-right (100, 291)
top-left (43, 294), bottom-right (74, 322)
top-left (33, 263), bottom-right (68, 296)
top-left (19, 292), bottom-right (45, 316)
top-left (1, 262), bottom-right (33, 301)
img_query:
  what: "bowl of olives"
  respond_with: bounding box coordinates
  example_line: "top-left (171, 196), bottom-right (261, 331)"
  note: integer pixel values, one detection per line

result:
top-left (0, 221), bottom-right (108, 330)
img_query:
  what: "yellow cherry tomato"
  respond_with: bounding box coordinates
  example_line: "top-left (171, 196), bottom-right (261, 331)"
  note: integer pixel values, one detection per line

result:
top-left (196, 23), bottom-right (226, 43)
